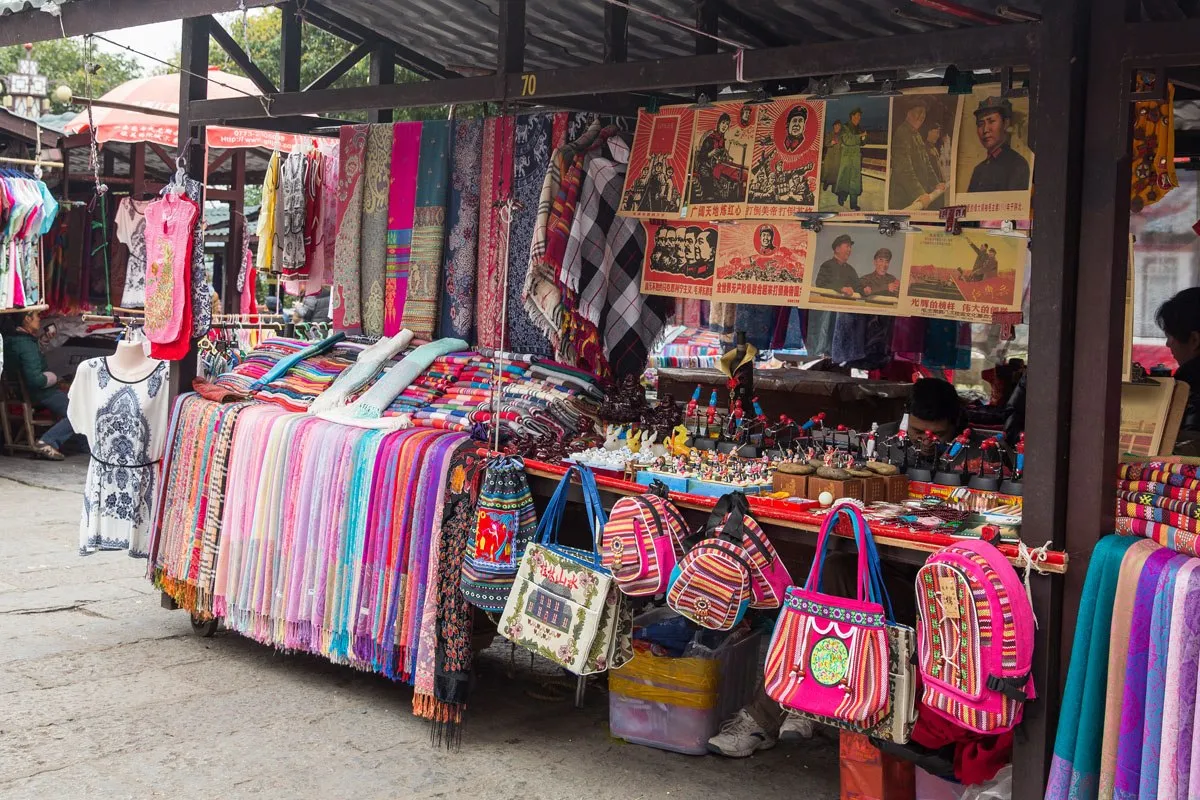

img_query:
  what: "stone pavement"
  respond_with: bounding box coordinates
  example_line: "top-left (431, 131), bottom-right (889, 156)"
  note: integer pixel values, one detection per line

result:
top-left (0, 454), bottom-right (840, 800)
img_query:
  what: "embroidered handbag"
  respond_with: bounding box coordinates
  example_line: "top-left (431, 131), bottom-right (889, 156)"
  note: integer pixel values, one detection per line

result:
top-left (499, 465), bottom-right (626, 675)
top-left (460, 455), bottom-right (538, 613)
top-left (915, 539), bottom-right (1036, 734)
top-left (665, 497), bottom-right (757, 631)
top-left (764, 501), bottom-right (910, 732)
top-left (601, 480), bottom-right (689, 597)
top-left (715, 491), bottom-right (793, 609)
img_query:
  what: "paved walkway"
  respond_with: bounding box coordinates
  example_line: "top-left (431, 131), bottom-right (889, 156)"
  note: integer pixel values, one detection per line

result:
top-left (0, 455), bottom-right (839, 799)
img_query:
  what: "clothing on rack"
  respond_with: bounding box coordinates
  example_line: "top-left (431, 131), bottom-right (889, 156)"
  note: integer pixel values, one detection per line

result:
top-left (333, 126), bottom-right (368, 330)
top-left (143, 192), bottom-right (200, 361)
top-left (439, 118), bottom-right (483, 342)
top-left (1, 171), bottom-right (58, 309)
top-left (114, 196), bottom-right (151, 308)
top-left (70, 357), bottom-right (170, 557)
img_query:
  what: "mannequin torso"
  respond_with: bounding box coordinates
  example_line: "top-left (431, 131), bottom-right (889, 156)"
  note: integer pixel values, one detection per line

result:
top-left (107, 340), bottom-right (162, 382)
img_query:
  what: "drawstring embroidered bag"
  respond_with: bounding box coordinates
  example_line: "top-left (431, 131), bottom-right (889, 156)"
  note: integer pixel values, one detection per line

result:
top-left (460, 455), bottom-right (538, 613)
top-left (915, 539), bottom-right (1036, 734)
top-left (499, 465), bottom-right (631, 675)
top-left (764, 502), bottom-right (913, 735)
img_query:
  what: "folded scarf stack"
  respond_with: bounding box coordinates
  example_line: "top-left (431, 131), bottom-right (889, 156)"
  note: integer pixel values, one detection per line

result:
top-left (1116, 461), bottom-right (1200, 555)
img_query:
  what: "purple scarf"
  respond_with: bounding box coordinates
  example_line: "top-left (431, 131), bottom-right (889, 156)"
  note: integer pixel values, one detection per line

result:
top-left (1114, 547), bottom-right (1180, 798)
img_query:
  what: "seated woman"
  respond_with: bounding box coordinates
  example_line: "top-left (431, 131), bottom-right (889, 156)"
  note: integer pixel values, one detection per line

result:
top-left (1157, 288), bottom-right (1200, 453)
top-left (1, 310), bottom-right (75, 460)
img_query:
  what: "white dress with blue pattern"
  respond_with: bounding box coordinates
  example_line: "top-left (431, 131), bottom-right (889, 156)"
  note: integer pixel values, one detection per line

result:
top-left (68, 357), bottom-right (170, 557)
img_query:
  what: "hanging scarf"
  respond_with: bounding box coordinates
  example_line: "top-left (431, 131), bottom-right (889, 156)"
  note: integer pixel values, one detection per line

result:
top-left (439, 118), bottom-right (483, 342)
top-left (359, 124), bottom-right (394, 337)
top-left (1046, 535), bottom-right (1137, 800)
top-left (1098, 540), bottom-right (1166, 799)
top-left (385, 122), bottom-right (422, 336)
top-left (1154, 559), bottom-right (1200, 799)
top-left (506, 113), bottom-right (558, 356)
top-left (332, 126), bottom-right (368, 329)
top-left (403, 120), bottom-right (450, 340)
top-left (416, 443), bottom-right (489, 744)
top-left (476, 115), bottom-right (515, 349)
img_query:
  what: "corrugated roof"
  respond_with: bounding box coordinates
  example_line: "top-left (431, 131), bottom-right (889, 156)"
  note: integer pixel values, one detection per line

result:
top-left (0, 0), bottom-right (75, 15)
top-left (331, 0), bottom-right (1046, 72)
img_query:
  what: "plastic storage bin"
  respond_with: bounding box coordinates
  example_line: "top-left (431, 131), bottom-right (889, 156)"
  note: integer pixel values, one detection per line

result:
top-left (608, 631), bottom-right (761, 755)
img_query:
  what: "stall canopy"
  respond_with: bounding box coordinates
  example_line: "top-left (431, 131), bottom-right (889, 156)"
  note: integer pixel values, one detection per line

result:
top-left (63, 67), bottom-right (310, 151)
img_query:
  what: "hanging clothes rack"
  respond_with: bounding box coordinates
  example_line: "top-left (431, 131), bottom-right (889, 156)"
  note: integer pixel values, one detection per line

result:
top-left (0, 157), bottom-right (64, 169)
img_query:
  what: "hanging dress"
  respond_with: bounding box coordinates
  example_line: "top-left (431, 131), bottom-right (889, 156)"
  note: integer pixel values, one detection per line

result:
top-left (114, 197), bottom-right (153, 307)
top-left (69, 357), bottom-right (170, 557)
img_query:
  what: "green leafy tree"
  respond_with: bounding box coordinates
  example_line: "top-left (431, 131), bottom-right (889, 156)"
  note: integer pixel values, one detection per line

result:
top-left (0, 39), bottom-right (143, 114)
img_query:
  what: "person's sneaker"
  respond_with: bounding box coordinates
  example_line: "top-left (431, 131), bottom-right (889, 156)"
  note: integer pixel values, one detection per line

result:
top-left (706, 709), bottom-right (777, 757)
top-left (779, 712), bottom-right (815, 742)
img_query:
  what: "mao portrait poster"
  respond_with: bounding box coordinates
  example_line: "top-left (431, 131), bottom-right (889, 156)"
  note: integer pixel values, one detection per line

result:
top-left (817, 95), bottom-right (889, 216)
top-left (898, 230), bottom-right (1026, 323)
top-left (712, 221), bottom-right (811, 306)
top-left (951, 85), bottom-right (1034, 221)
top-left (800, 225), bottom-right (908, 316)
top-left (619, 106), bottom-right (693, 219)
top-left (885, 90), bottom-right (961, 220)
top-left (640, 220), bottom-right (718, 300)
top-left (685, 101), bottom-right (757, 220)
top-left (745, 97), bottom-right (823, 219)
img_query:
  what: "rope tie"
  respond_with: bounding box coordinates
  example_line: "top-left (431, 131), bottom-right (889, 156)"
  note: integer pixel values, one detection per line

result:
top-left (1016, 540), bottom-right (1052, 628)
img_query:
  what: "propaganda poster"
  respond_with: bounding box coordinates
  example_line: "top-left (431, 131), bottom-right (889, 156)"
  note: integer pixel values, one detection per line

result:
top-left (684, 101), bottom-right (757, 220)
top-left (801, 225), bottom-right (908, 316)
top-left (712, 221), bottom-right (811, 306)
top-left (639, 220), bottom-right (718, 299)
top-left (899, 229), bottom-right (1027, 323)
top-left (744, 96), bottom-right (823, 219)
top-left (619, 106), bottom-right (693, 219)
top-left (951, 84), bottom-right (1034, 221)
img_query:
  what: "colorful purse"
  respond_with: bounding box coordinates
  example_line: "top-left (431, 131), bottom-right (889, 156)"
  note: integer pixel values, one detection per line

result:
top-left (601, 481), bottom-right (689, 597)
top-left (764, 502), bottom-right (912, 733)
top-left (499, 465), bottom-right (629, 675)
top-left (460, 455), bottom-right (538, 613)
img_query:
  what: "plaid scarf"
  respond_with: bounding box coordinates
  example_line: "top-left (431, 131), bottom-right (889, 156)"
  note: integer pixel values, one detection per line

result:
top-left (562, 134), bottom-right (668, 380)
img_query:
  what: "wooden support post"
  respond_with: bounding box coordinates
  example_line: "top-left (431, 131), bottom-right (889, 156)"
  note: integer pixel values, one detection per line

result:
top-left (497, 0), bottom-right (526, 104)
top-left (175, 15), bottom-right (210, 393)
top-left (1066, 0), bottom-right (1138, 648)
top-left (695, 0), bottom-right (719, 101)
top-left (227, 149), bottom-right (247, 314)
top-left (604, 1), bottom-right (629, 64)
top-left (130, 142), bottom-right (146, 198)
top-left (280, 1), bottom-right (302, 94)
top-left (1013, 2), bottom-right (1089, 796)
top-left (368, 43), bottom-right (396, 124)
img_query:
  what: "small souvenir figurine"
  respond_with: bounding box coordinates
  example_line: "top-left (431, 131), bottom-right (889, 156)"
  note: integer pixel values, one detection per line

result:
top-left (864, 422), bottom-right (878, 460)
top-left (946, 429), bottom-right (971, 467)
top-left (1014, 432), bottom-right (1025, 479)
top-left (686, 385), bottom-right (701, 434)
top-left (752, 397), bottom-right (767, 425)
top-left (669, 424), bottom-right (691, 456)
top-left (801, 412), bottom-right (826, 432)
top-left (705, 403), bottom-right (717, 437)
top-left (730, 400), bottom-right (745, 436)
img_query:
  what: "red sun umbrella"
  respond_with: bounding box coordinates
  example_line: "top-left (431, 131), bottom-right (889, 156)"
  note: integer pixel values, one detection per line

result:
top-left (64, 67), bottom-right (316, 151)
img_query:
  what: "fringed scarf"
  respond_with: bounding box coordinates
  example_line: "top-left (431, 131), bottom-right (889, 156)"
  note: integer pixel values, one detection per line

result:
top-left (1141, 556), bottom-right (1195, 797)
top-left (439, 118), bottom-right (483, 342)
top-left (415, 443), bottom-right (489, 744)
top-left (403, 120), bottom-right (450, 340)
top-left (475, 115), bottom-right (515, 349)
top-left (1159, 561), bottom-right (1200, 799)
top-left (385, 122), bottom-right (422, 337)
top-left (332, 125), bottom-right (368, 330)
top-left (360, 124), bottom-right (394, 337)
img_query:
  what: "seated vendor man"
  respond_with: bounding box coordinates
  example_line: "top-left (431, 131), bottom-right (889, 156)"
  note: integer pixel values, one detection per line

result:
top-left (1157, 288), bottom-right (1200, 453)
top-left (1, 310), bottom-right (76, 460)
top-left (708, 379), bottom-right (962, 758)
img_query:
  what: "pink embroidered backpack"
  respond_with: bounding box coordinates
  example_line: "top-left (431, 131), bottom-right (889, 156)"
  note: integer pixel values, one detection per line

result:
top-left (601, 482), bottom-right (689, 596)
top-left (915, 539), bottom-right (1036, 734)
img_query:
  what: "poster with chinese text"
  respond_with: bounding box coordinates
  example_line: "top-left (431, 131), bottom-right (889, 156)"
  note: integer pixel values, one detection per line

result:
top-left (951, 84), bottom-right (1034, 221)
top-left (619, 106), bottom-right (693, 219)
top-left (639, 220), bottom-right (718, 299)
top-left (711, 221), bottom-right (811, 306)
top-left (684, 101), bottom-right (757, 220)
top-left (745, 96), bottom-right (823, 219)
top-left (898, 229), bottom-right (1026, 323)
top-left (885, 90), bottom-right (961, 221)
top-left (800, 224), bottom-right (908, 316)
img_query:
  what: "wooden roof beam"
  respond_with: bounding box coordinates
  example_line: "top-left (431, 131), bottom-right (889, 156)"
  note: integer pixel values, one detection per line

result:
top-left (0, 0), bottom-right (274, 47)
top-left (209, 17), bottom-right (279, 95)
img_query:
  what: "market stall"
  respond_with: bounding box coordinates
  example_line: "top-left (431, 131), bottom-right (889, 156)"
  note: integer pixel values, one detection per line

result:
top-left (3, 0), bottom-right (1180, 797)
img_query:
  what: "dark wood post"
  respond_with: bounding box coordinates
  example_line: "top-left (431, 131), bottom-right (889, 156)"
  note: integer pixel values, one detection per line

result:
top-left (368, 42), bottom-right (396, 124)
top-left (604, 1), bottom-right (629, 64)
top-left (280, 1), bottom-right (302, 94)
top-left (227, 149), bottom-right (247, 314)
top-left (175, 15), bottom-right (210, 392)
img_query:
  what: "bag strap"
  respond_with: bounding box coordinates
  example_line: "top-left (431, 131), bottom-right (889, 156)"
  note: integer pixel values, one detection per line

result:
top-left (805, 504), bottom-right (867, 599)
top-left (535, 464), bottom-right (579, 547)
top-left (681, 491), bottom-right (749, 552)
top-left (688, 541), bottom-right (757, 583)
top-left (579, 466), bottom-right (608, 567)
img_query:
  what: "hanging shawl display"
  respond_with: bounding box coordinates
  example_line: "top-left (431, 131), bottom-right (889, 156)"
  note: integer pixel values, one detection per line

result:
top-left (0, 170), bottom-right (58, 309)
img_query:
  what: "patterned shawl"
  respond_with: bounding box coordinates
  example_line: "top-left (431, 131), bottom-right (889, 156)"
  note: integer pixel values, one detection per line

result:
top-left (360, 124), bottom-right (394, 337)
top-left (475, 115), bottom-right (515, 349)
top-left (439, 119), bottom-right (483, 342)
top-left (1154, 559), bottom-right (1200, 799)
top-left (385, 122), bottom-right (421, 336)
top-left (402, 120), bottom-right (450, 339)
top-left (332, 125), bottom-right (368, 329)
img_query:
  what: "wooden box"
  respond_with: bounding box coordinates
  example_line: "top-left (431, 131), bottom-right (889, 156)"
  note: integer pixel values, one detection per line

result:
top-left (773, 472), bottom-right (808, 498)
top-left (808, 476), bottom-right (864, 502)
top-left (883, 474), bottom-right (909, 503)
top-left (862, 475), bottom-right (888, 504)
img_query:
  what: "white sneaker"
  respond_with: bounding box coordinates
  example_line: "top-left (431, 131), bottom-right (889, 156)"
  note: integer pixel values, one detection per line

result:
top-left (707, 709), bottom-right (778, 758)
top-left (779, 712), bottom-right (814, 742)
